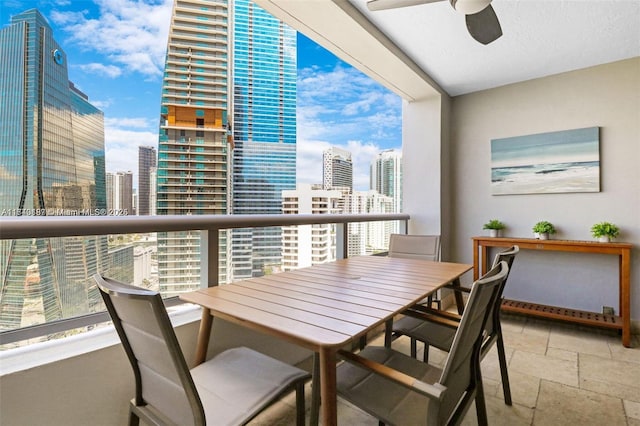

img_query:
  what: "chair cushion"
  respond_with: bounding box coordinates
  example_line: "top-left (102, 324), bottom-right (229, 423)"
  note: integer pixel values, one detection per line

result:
top-left (393, 315), bottom-right (456, 353)
top-left (191, 347), bottom-right (309, 426)
top-left (337, 346), bottom-right (442, 425)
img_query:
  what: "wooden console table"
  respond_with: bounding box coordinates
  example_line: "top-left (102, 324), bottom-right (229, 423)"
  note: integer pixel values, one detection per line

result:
top-left (472, 237), bottom-right (632, 347)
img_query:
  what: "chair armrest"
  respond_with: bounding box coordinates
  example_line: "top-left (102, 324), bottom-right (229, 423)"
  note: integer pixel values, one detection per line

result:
top-left (403, 308), bottom-right (461, 329)
top-left (338, 349), bottom-right (446, 401)
top-left (442, 282), bottom-right (471, 293)
top-left (408, 304), bottom-right (463, 322)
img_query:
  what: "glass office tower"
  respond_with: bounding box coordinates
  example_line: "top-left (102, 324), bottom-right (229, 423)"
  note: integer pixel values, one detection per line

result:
top-left (231, 0), bottom-right (297, 279)
top-left (370, 149), bottom-right (403, 213)
top-left (0, 10), bottom-right (108, 330)
top-left (156, 0), bottom-right (232, 294)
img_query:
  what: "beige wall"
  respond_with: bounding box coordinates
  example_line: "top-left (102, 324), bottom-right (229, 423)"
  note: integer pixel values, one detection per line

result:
top-left (448, 58), bottom-right (640, 321)
top-left (0, 317), bottom-right (312, 425)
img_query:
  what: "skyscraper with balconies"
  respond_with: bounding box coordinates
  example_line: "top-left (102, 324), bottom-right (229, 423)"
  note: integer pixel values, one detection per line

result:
top-left (0, 9), bottom-right (108, 329)
top-left (156, 0), bottom-right (297, 288)
top-left (281, 184), bottom-right (341, 271)
top-left (230, 0), bottom-right (297, 280)
top-left (156, 0), bottom-right (232, 295)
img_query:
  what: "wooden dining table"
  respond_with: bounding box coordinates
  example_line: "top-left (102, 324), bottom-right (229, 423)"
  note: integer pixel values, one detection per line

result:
top-left (180, 255), bottom-right (472, 426)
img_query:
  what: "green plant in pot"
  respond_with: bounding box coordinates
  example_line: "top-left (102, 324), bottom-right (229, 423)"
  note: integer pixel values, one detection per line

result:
top-left (590, 222), bottom-right (619, 242)
top-left (483, 219), bottom-right (505, 237)
top-left (532, 221), bottom-right (556, 240)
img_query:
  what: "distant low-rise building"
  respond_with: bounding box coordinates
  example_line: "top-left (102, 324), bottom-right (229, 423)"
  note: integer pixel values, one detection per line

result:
top-left (282, 184), bottom-right (342, 270)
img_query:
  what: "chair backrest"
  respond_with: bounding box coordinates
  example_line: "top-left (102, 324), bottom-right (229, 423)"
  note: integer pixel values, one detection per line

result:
top-left (483, 245), bottom-right (519, 340)
top-left (388, 234), bottom-right (441, 261)
top-left (94, 274), bottom-right (205, 426)
top-left (432, 261), bottom-right (508, 424)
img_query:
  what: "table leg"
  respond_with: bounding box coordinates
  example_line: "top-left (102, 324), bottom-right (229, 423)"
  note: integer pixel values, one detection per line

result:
top-left (194, 308), bottom-right (213, 365)
top-left (384, 319), bottom-right (393, 347)
top-left (310, 353), bottom-right (321, 426)
top-left (620, 251), bottom-right (631, 347)
top-left (481, 245), bottom-right (489, 276)
top-left (473, 240), bottom-right (480, 280)
top-left (319, 347), bottom-right (337, 426)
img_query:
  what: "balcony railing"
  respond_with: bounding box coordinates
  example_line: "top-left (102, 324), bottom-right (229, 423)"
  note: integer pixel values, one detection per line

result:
top-left (0, 213), bottom-right (408, 345)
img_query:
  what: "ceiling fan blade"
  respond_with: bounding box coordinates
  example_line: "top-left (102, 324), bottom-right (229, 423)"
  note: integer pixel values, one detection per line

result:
top-left (465, 4), bottom-right (502, 44)
top-left (367, 0), bottom-right (443, 12)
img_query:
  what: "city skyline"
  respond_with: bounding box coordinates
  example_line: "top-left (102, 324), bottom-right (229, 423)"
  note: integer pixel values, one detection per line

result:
top-left (0, 0), bottom-right (402, 191)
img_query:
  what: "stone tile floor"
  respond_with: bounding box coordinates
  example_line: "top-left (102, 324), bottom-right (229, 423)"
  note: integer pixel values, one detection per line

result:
top-left (250, 314), bottom-right (640, 425)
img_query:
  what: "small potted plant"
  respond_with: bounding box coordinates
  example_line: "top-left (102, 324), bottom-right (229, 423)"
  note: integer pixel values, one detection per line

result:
top-left (483, 219), bottom-right (505, 237)
top-left (532, 221), bottom-right (556, 240)
top-left (590, 221), bottom-right (619, 242)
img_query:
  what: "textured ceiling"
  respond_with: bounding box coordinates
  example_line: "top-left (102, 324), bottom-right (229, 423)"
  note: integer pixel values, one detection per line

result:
top-left (348, 0), bottom-right (640, 96)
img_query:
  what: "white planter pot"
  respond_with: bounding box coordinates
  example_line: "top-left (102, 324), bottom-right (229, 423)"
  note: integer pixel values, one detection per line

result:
top-left (489, 229), bottom-right (500, 237)
top-left (598, 236), bottom-right (610, 243)
top-left (538, 233), bottom-right (549, 240)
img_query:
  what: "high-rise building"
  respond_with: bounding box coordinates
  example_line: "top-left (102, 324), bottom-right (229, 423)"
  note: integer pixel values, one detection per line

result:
top-left (370, 149), bottom-right (402, 237)
top-left (363, 190), bottom-right (395, 252)
top-left (0, 9), bottom-right (108, 329)
top-left (343, 190), bottom-right (394, 256)
top-left (281, 184), bottom-right (342, 270)
top-left (231, 0), bottom-right (297, 280)
top-left (106, 171), bottom-right (133, 215)
top-left (370, 149), bottom-right (402, 213)
top-left (138, 146), bottom-right (157, 216)
top-left (323, 147), bottom-right (353, 191)
top-left (107, 245), bottom-right (134, 285)
top-left (156, 0), bottom-right (232, 294)
top-left (156, 0), bottom-right (297, 290)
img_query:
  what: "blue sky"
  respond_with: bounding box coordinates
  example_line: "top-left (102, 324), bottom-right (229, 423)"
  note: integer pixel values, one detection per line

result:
top-left (1, 0), bottom-right (402, 190)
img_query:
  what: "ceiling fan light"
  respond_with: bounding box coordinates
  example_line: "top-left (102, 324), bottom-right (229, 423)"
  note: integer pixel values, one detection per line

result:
top-left (450, 0), bottom-right (491, 15)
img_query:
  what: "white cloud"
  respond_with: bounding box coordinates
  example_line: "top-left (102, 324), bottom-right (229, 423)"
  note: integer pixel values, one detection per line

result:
top-left (104, 117), bottom-right (154, 129)
top-left (296, 139), bottom-right (330, 186)
top-left (50, 0), bottom-right (172, 78)
top-left (296, 64), bottom-right (402, 190)
top-left (89, 99), bottom-right (113, 110)
top-left (295, 138), bottom-right (381, 190)
top-left (104, 120), bottom-right (158, 187)
top-left (346, 140), bottom-right (383, 190)
top-left (77, 62), bottom-right (122, 78)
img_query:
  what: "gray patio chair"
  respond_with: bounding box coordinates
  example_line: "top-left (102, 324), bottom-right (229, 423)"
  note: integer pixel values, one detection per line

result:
top-left (337, 261), bottom-right (509, 426)
top-left (388, 233), bottom-right (442, 308)
top-left (94, 274), bottom-right (310, 426)
top-left (388, 233), bottom-right (441, 262)
top-left (379, 234), bottom-right (442, 353)
top-left (391, 245), bottom-right (519, 405)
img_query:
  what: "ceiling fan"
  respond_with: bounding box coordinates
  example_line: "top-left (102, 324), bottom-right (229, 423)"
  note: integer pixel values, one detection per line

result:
top-left (366, 0), bottom-right (503, 45)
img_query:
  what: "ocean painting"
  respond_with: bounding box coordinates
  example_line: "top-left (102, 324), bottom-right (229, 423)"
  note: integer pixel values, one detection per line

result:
top-left (491, 127), bottom-right (600, 195)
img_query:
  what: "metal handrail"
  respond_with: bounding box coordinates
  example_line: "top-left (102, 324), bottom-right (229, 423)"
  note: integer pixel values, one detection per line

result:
top-left (0, 213), bottom-right (409, 239)
top-left (0, 213), bottom-right (409, 345)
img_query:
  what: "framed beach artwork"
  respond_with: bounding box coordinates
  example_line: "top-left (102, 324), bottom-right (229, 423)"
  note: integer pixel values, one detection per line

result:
top-left (491, 127), bottom-right (600, 195)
